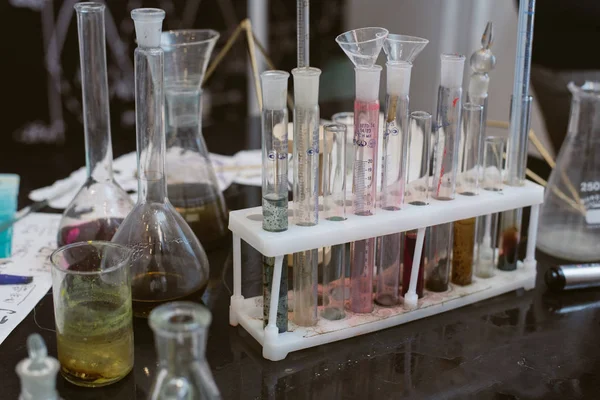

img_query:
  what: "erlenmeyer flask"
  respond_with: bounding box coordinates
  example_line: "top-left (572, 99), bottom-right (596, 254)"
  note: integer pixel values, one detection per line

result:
top-left (537, 81), bottom-right (600, 261)
top-left (58, 3), bottom-right (133, 246)
top-left (148, 302), bottom-right (221, 400)
top-left (161, 30), bottom-right (228, 251)
top-left (112, 8), bottom-right (209, 318)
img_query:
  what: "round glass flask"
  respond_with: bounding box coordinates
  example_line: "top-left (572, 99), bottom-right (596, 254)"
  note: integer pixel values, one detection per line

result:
top-left (57, 3), bottom-right (133, 246)
top-left (112, 8), bottom-right (209, 318)
top-left (161, 30), bottom-right (229, 251)
top-left (537, 81), bottom-right (600, 261)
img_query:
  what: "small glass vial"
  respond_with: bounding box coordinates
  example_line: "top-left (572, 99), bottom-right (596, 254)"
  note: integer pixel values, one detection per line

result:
top-left (148, 302), bottom-right (221, 400)
top-left (16, 334), bottom-right (63, 400)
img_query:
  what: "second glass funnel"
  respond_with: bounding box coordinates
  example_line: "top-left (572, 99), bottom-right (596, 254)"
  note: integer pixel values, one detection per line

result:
top-left (161, 30), bottom-right (228, 251)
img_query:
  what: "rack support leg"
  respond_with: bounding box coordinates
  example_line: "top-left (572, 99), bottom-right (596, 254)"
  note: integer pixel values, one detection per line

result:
top-left (405, 227), bottom-right (426, 310)
top-left (230, 234), bottom-right (244, 326)
top-left (524, 204), bottom-right (540, 269)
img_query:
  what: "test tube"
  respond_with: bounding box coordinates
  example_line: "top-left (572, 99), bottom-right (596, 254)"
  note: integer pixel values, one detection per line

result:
top-left (482, 136), bottom-right (505, 192)
top-left (458, 103), bottom-right (484, 196)
top-left (260, 70), bottom-right (290, 333)
top-left (350, 65), bottom-right (382, 313)
top-left (474, 213), bottom-right (498, 278)
top-left (405, 111), bottom-right (432, 206)
top-left (322, 123), bottom-right (347, 320)
top-left (431, 54), bottom-right (465, 201)
top-left (425, 223), bottom-right (453, 292)
top-left (292, 67), bottom-right (321, 326)
top-left (261, 70), bottom-right (290, 232)
top-left (375, 62), bottom-right (411, 306)
top-left (402, 111), bottom-right (431, 298)
top-left (332, 112), bottom-right (355, 194)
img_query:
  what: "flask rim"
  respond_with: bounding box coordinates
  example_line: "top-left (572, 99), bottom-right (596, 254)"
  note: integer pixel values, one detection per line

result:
top-left (149, 301), bottom-right (212, 336)
top-left (568, 81), bottom-right (600, 99)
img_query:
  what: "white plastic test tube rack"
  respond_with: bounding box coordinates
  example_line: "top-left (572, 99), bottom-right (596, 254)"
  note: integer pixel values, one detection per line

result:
top-left (229, 181), bottom-right (543, 361)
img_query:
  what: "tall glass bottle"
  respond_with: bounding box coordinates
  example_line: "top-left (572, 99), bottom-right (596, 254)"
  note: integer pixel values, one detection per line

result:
top-left (112, 8), bottom-right (209, 318)
top-left (537, 81), bottom-right (600, 261)
top-left (161, 30), bottom-right (228, 251)
top-left (58, 2), bottom-right (133, 246)
top-left (148, 302), bottom-right (221, 400)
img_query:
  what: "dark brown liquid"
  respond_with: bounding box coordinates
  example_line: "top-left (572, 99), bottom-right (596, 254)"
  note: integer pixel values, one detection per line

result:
top-left (498, 226), bottom-right (519, 271)
top-left (425, 257), bottom-right (450, 292)
top-left (452, 217), bottom-right (476, 285)
top-left (131, 272), bottom-right (207, 318)
top-left (168, 183), bottom-right (229, 250)
top-left (57, 218), bottom-right (124, 247)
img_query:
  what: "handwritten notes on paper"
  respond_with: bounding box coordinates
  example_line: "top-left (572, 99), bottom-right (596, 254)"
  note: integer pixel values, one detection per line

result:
top-left (0, 213), bottom-right (60, 345)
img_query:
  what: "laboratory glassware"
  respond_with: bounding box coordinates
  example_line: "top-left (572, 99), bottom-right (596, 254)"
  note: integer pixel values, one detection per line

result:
top-left (452, 217), bottom-right (476, 285)
top-left (148, 302), bottom-right (221, 400)
top-left (474, 213), bottom-right (498, 279)
top-left (382, 34), bottom-right (428, 64)
top-left (58, 3), bottom-right (133, 247)
top-left (332, 111), bottom-right (355, 189)
top-left (322, 123), bottom-right (347, 320)
top-left (261, 70), bottom-right (290, 333)
top-left (112, 8), bottom-right (210, 318)
top-left (506, 0), bottom-right (535, 187)
top-left (375, 61), bottom-right (412, 306)
top-left (0, 174), bottom-right (19, 258)
top-left (402, 111), bottom-right (432, 298)
top-left (291, 67), bottom-right (321, 326)
top-left (297, 0), bottom-right (309, 67)
top-left (261, 70), bottom-right (290, 232)
top-left (432, 54), bottom-right (465, 201)
top-left (50, 241), bottom-right (134, 387)
top-left (405, 111), bottom-right (432, 206)
top-left (482, 136), bottom-right (505, 192)
top-left (161, 29), bottom-right (228, 251)
top-left (16, 334), bottom-right (63, 400)
top-left (425, 223), bottom-right (453, 292)
top-left (537, 81), bottom-right (600, 261)
top-left (498, 96), bottom-right (532, 271)
top-left (335, 27), bottom-right (387, 313)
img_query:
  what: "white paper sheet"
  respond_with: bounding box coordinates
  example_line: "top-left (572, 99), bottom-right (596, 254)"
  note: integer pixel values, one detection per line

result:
top-left (0, 213), bottom-right (60, 345)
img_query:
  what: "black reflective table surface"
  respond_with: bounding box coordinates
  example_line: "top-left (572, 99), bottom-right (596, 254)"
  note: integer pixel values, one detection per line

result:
top-left (2, 118), bottom-right (600, 400)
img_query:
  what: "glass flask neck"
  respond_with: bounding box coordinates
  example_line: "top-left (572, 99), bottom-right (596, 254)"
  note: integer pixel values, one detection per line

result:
top-left (568, 81), bottom-right (600, 141)
top-left (135, 46), bottom-right (168, 203)
top-left (165, 87), bottom-right (204, 150)
top-left (76, 4), bottom-right (114, 182)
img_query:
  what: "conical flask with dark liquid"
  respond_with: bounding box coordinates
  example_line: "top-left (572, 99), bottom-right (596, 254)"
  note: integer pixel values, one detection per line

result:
top-left (161, 30), bottom-right (228, 251)
top-left (57, 2), bottom-right (133, 246)
top-left (112, 8), bottom-right (209, 318)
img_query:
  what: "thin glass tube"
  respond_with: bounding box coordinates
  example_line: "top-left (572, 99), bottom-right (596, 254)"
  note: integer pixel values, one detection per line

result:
top-left (375, 62), bottom-right (411, 306)
top-left (506, 0), bottom-right (535, 186)
top-left (350, 66), bottom-right (381, 313)
top-left (458, 103), bottom-right (484, 196)
top-left (402, 230), bottom-right (424, 298)
top-left (331, 112), bottom-right (355, 195)
top-left (474, 213), bottom-right (498, 278)
top-left (425, 223), bottom-right (453, 292)
top-left (296, 0), bottom-right (309, 67)
top-left (406, 111), bottom-right (432, 206)
top-left (321, 123), bottom-right (347, 320)
top-left (292, 67), bottom-right (321, 326)
top-left (432, 54), bottom-right (465, 201)
top-left (482, 136), bottom-right (505, 192)
top-left (261, 70), bottom-right (290, 232)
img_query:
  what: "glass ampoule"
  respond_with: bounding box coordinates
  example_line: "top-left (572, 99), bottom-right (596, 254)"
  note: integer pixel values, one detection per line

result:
top-left (112, 8), bottom-right (209, 318)
top-left (291, 67), bottom-right (321, 326)
top-left (350, 66), bottom-right (382, 313)
top-left (58, 2), bottom-right (133, 246)
top-left (402, 111), bottom-right (432, 298)
top-left (452, 103), bottom-right (483, 286)
top-left (161, 29), bottom-right (228, 251)
top-left (148, 302), bottom-right (221, 400)
top-left (375, 61), bottom-right (411, 306)
top-left (260, 70), bottom-right (290, 333)
top-left (322, 123), bottom-right (347, 320)
top-left (426, 54), bottom-right (465, 293)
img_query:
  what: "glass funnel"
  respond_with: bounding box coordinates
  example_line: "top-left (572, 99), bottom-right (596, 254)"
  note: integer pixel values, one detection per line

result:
top-left (148, 302), bottom-right (221, 400)
top-left (161, 29), bottom-right (228, 251)
top-left (382, 34), bottom-right (428, 64)
top-left (112, 8), bottom-right (209, 318)
top-left (58, 3), bottom-right (133, 246)
top-left (335, 27), bottom-right (388, 68)
top-left (537, 81), bottom-right (600, 261)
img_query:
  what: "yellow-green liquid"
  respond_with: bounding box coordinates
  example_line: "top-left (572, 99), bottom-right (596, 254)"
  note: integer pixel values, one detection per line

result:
top-left (57, 294), bottom-right (133, 387)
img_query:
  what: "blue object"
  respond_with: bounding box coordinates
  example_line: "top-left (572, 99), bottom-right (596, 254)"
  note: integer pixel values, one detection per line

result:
top-left (0, 274), bottom-right (33, 285)
top-left (0, 174), bottom-right (20, 258)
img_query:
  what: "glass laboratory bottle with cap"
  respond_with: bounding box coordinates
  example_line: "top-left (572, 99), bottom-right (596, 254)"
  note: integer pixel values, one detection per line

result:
top-left (148, 302), bottom-right (221, 400)
top-left (16, 334), bottom-right (63, 400)
top-left (537, 81), bottom-right (600, 261)
top-left (58, 2), bottom-right (133, 246)
top-left (161, 29), bottom-right (228, 251)
top-left (112, 8), bottom-right (209, 318)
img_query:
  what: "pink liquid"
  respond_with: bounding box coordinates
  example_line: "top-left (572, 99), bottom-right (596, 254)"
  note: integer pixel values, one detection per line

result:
top-left (58, 218), bottom-right (124, 247)
top-left (402, 231), bottom-right (424, 298)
